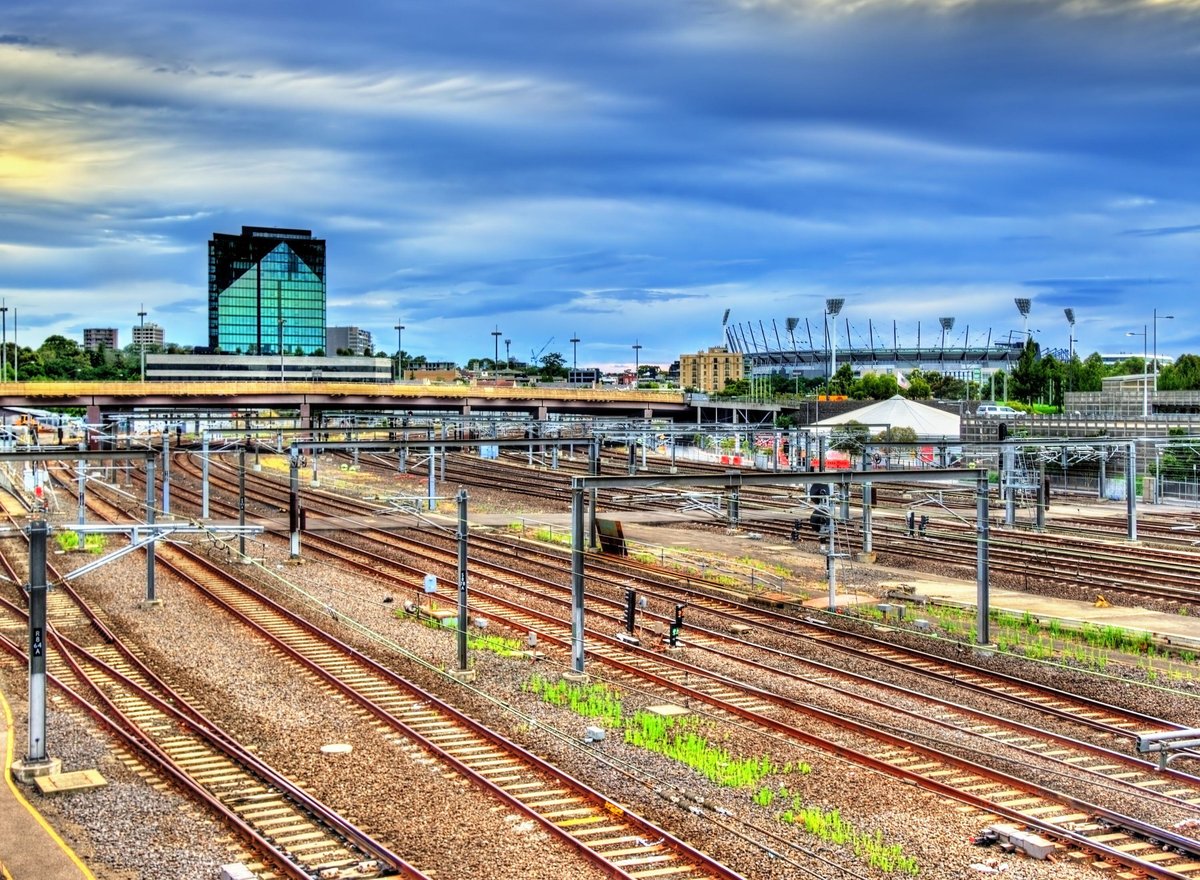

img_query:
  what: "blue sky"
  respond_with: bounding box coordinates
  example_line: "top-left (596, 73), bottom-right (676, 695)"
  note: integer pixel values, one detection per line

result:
top-left (1, 0), bottom-right (1197, 370)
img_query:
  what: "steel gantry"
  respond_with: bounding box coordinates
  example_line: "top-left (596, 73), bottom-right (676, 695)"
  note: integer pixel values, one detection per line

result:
top-left (565, 468), bottom-right (990, 676)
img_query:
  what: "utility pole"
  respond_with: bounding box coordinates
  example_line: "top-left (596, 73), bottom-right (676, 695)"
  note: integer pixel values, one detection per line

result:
top-left (394, 320), bottom-right (405, 381)
top-left (138, 304), bottom-right (147, 381)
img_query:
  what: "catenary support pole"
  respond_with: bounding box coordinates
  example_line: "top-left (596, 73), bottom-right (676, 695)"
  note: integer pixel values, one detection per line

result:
top-left (571, 485), bottom-right (586, 675)
top-left (1003, 443), bottom-right (1015, 526)
top-left (427, 444), bottom-right (436, 510)
top-left (26, 515), bottom-right (48, 764)
top-left (289, 447), bottom-right (301, 559)
top-left (76, 444), bottom-right (86, 548)
top-left (862, 481), bottom-right (873, 555)
top-left (976, 470), bottom-right (990, 646)
top-left (238, 447), bottom-right (246, 558)
top-left (456, 488), bottom-right (469, 674)
top-left (825, 500), bottom-right (837, 610)
top-left (145, 458), bottom-right (156, 602)
top-left (1127, 441), bottom-right (1138, 542)
top-left (162, 432), bottom-right (170, 515)
top-left (1035, 463), bottom-right (1046, 532)
top-left (201, 432), bottom-right (210, 518)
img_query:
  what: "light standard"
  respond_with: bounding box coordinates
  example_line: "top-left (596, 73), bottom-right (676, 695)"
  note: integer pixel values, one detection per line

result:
top-left (1126, 326), bottom-right (1147, 417)
top-left (1064, 308), bottom-right (1076, 393)
top-left (825, 298), bottom-right (844, 391)
top-left (569, 332), bottom-right (580, 371)
top-left (504, 338), bottom-right (511, 369)
top-left (137, 304), bottom-right (147, 381)
top-left (1153, 307), bottom-right (1174, 397)
top-left (632, 340), bottom-right (642, 388)
top-left (938, 316), bottom-right (955, 376)
top-left (0, 298), bottom-right (7, 382)
top-left (1014, 297), bottom-right (1032, 342)
top-left (491, 326), bottom-right (502, 370)
top-left (394, 320), bottom-right (405, 381)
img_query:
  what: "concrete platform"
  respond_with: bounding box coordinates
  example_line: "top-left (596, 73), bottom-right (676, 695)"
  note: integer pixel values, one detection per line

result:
top-left (1, 687), bottom-right (97, 880)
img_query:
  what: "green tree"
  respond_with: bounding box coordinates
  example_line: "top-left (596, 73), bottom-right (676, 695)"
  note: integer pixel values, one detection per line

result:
top-left (1008, 338), bottom-right (1048, 405)
top-left (905, 373), bottom-right (931, 400)
top-left (826, 363), bottom-right (854, 395)
top-left (1158, 354), bottom-right (1200, 391)
top-left (539, 351), bottom-right (567, 381)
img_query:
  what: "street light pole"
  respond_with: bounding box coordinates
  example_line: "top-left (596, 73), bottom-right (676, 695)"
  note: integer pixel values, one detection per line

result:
top-left (570, 333), bottom-right (580, 371)
top-left (137, 304), bottom-right (147, 382)
top-left (491, 326), bottom-right (502, 369)
top-left (1127, 326), bottom-right (1148, 417)
top-left (1153, 307), bottom-right (1174, 398)
top-left (632, 340), bottom-right (642, 389)
top-left (394, 321), bottom-right (405, 381)
top-left (1, 298), bottom-right (7, 382)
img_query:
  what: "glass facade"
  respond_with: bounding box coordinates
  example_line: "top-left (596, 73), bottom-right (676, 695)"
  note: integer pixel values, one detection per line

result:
top-left (208, 226), bottom-right (326, 354)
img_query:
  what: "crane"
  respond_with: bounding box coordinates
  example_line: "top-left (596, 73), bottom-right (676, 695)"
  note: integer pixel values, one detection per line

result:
top-left (530, 336), bottom-right (554, 368)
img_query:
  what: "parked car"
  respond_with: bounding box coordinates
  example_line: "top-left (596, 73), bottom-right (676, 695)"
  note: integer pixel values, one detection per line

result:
top-left (976, 404), bottom-right (1020, 418)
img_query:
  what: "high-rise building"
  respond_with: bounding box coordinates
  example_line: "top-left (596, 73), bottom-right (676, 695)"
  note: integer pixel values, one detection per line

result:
top-left (83, 328), bottom-right (118, 351)
top-left (208, 226), bottom-right (326, 355)
top-left (326, 326), bottom-right (372, 356)
top-left (132, 322), bottom-right (165, 348)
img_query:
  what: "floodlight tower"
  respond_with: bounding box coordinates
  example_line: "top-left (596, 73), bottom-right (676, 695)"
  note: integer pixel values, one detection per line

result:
top-left (1063, 309), bottom-right (1075, 361)
top-left (721, 308), bottom-right (731, 348)
top-left (632, 339), bottom-right (642, 388)
top-left (825, 298), bottom-right (845, 384)
top-left (569, 332), bottom-right (580, 371)
top-left (490, 326), bottom-right (502, 368)
top-left (1014, 298), bottom-right (1032, 342)
top-left (938, 316), bottom-right (955, 375)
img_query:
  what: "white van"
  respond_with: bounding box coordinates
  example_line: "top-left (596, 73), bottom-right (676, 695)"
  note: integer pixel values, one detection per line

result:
top-left (976, 404), bottom-right (1020, 418)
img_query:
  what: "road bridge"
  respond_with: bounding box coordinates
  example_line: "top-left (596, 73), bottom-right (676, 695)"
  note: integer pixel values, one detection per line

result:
top-left (0, 380), bottom-right (713, 428)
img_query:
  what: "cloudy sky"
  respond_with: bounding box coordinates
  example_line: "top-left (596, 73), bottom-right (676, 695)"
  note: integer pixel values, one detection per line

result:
top-left (2, 0), bottom-right (1198, 370)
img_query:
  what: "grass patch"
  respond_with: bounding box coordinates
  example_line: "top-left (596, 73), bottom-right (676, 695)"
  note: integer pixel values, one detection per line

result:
top-left (778, 795), bottom-right (920, 875)
top-left (55, 532), bottom-right (106, 554)
top-left (524, 675), bottom-right (807, 788)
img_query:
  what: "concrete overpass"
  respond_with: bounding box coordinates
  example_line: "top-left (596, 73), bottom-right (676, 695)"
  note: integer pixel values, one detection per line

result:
top-left (0, 381), bottom-right (699, 428)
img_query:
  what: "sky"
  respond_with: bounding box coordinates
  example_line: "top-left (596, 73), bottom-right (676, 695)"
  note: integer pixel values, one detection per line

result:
top-left (1, 0), bottom-right (1198, 371)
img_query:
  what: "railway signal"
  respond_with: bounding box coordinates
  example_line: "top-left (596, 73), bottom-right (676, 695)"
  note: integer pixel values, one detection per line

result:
top-left (669, 604), bottom-right (684, 648)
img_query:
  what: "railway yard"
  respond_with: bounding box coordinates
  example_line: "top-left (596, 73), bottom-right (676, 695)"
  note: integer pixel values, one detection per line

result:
top-left (5, 436), bottom-right (1200, 880)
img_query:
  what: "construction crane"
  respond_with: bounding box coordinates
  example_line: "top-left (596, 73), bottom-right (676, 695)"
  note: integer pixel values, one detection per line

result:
top-left (530, 337), bottom-right (554, 367)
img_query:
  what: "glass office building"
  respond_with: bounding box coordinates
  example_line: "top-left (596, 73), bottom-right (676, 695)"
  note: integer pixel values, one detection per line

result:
top-left (208, 226), bottom-right (326, 354)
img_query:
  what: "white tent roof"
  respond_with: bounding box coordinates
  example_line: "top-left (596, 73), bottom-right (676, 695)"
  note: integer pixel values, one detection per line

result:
top-left (813, 395), bottom-right (960, 439)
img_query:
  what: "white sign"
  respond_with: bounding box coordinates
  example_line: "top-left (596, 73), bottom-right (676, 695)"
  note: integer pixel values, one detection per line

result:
top-left (423, 574), bottom-right (438, 593)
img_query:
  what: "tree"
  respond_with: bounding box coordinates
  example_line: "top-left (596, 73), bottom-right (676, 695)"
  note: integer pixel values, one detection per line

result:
top-left (829, 363), bottom-right (854, 395)
top-left (1158, 354), bottom-right (1200, 391)
top-left (1008, 338), bottom-right (1047, 405)
top-left (539, 352), bottom-right (567, 381)
top-left (905, 375), bottom-right (931, 400)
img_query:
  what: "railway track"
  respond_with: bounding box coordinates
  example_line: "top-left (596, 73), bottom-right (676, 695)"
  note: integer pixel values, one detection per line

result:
top-left (0, 511), bottom-right (424, 880)
top-left (61, 477), bottom-right (747, 880)
top-left (177, 502), bottom-right (1200, 880)
top-left (85, 450), bottom-right (1200, 874)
